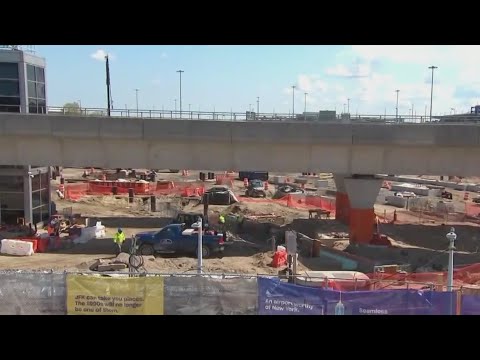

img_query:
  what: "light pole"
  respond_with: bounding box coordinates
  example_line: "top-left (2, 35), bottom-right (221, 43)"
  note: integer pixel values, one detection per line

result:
top-left (105, 55), bottom-right (112, 117)
top-left (176, 70), bottom-right (184, 118)
top-left (412, 103), bottom-right (414, 122)
top-left (395, 89), bottom-right (400, 122)
top-left (304, 92), bottom-right (308, 121)
top-left (347, 98), bottom-right (350, 114)
top-left (428, 65), bottom-right (438, 122)
top-left (193, 217), bottom-right (203, 274)
top-left (291, 85), bottom-right (296, 119)
top-left (134, 88), bottom-right (139, 117)
top-left (446, 227), bottom-right (457, 294)
top-left (256, 96), bottom-right (260, 115)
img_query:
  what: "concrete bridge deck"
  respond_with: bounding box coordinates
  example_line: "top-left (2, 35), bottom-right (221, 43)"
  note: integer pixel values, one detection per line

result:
top-left (0, 113), bottom-right (479, 176)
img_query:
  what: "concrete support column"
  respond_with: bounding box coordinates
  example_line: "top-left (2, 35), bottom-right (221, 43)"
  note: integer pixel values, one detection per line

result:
top-left (344, 177), bottom-right (382, 244)
top-left (333, 174), bottom-right (350, 224)
top-left (23, 166), bottom-right (33, 224)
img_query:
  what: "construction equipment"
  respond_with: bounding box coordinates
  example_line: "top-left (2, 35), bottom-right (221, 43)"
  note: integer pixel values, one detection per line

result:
top-left (441, 191), bottom-right (453, 200)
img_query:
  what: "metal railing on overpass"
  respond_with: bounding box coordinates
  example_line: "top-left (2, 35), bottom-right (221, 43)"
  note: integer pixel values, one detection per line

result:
top-left (3, 105), bottom-right (480, 124)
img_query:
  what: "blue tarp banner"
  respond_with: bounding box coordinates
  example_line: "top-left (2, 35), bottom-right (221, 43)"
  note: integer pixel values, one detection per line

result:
top-left (461, 295), bottom-right (480, 315)
top-left (258, 277), bottom-right (326, 315)
top-left (258, 277), bottom-right (456, 315)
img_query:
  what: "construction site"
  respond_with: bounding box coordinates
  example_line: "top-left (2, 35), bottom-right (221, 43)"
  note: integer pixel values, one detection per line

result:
top-left (4, 168), bottom-right (480, 292)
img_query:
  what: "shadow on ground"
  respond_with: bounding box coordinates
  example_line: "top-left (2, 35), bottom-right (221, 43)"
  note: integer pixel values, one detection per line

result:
top-left (87, 216), bottom-right (172, 229)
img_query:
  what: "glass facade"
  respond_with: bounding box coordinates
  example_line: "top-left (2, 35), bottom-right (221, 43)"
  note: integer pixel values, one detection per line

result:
top-left (0, 62), bottom-right (20, 112)
top-left (31, 171), bottom-right (49, 224)
top-left (26, 64), bottom-right (46, 114)
top-left (0, 170), bottom-right (50, 225)
top-left (0, 175), bottom-right (24, 224)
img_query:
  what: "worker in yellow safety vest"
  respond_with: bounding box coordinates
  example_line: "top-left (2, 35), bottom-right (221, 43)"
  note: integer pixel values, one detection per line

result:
top-left (218, 214), bottom-right (226, 242)
top-left (114, 228), bottom-right (126, 255)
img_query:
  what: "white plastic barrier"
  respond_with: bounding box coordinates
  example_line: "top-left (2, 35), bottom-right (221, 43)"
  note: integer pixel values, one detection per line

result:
top-left (1, 239), bottom-right (34, 256)
top-left (95, 221), bottom-right (106, 238)
top-left (73, 222), bottom-right (106, 245)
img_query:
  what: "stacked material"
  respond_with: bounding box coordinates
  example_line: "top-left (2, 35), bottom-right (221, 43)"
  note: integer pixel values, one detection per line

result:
top-left (1, 239), bottom-right (34, 256)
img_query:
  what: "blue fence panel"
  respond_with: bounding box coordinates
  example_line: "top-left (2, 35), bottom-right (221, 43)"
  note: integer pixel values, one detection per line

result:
top-left (423, 291), bottom-right (457, 315)
top-left (461, 294), bottom-right (480, 315)
top-left (258, 277), bottom-right (325, 315)
top-left (257, 277), bottom-right (456, 315)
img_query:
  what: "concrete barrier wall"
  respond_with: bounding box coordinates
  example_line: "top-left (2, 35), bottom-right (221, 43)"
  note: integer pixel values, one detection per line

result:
top-left (385, 195), bottom-right (407, 208)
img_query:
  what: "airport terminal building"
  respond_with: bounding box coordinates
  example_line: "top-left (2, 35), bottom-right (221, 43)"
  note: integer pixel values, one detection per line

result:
top-left (0, 46), bottom-right (51, 225)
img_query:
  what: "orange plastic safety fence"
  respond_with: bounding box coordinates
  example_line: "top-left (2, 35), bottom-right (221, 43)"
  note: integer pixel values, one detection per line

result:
top-left (286, 194), bottom-right (336, 211)
top-left (215, 175), bottom-right (234, 187)
top-left (64, 183), bottom-right (89, 201)
top-left (465, 202), bottom-right (480, 218)
top-left (238, 194), bottom-right (336, 215)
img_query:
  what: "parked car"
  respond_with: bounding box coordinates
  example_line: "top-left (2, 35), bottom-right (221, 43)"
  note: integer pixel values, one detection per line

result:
top-left (133, 224), bottom-right (226, 258)
top-left (203, 186), bottom-right (238, 205)
top-left (245, 179), bottom-right (266, 198)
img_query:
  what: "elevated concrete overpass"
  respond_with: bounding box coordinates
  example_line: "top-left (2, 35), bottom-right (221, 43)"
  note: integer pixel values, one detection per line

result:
top-left (1, 113), bottom-right (480, 176)
top-left (2, 112), bottom-right (480, 245)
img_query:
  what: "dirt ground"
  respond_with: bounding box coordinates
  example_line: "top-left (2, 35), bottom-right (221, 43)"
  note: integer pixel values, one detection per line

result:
top-left (2, 169), bottom-right (480, 275)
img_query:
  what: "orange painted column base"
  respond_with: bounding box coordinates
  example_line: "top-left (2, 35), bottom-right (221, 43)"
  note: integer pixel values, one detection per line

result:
top-left (349, 208), bottom-right (375, 244)
top-left (335, 192), bottom-right (350, 224)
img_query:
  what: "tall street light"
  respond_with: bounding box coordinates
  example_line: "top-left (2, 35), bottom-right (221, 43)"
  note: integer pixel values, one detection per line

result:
top-left (134, 88), bottom-right (139, 117)
top-left (177, 70), bottom-right (184, 118)
top-left (446, 227), bottom-right (457, 295)
top-left (395, 89), bottom-right (400, 122)
top-left (105, 55), bottom-right (112, 117)
top-left (347, 98), bottom-right (350, 114)
top-left (304, 92), bottom-right (308, 120)
top-left (256, 96), bottom-right (260, 115)
top-left (428, 65), bottom-right (438, 122)
top-left (291, 85), bottom-right (296, 119)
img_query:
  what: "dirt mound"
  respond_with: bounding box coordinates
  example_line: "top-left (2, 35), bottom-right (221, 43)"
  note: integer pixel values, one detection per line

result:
top-left (252, 251), bottom-right (274, 268)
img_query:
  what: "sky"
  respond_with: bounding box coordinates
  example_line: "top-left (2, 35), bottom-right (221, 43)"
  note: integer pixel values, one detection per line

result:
top-left (35, 45), bottom-right (480, 116)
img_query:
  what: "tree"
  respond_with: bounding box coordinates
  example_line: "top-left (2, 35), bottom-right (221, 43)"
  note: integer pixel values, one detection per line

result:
top-left (62, 102), bottom-right (81, 115)
top-left (62, 102), bottom-right (107, 116)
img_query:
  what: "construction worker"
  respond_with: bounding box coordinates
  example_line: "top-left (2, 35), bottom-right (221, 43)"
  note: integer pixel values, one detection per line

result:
top-left (218, 214), bottom-right (226, 240)
top-left (114, 228), bottom-right (126, 255)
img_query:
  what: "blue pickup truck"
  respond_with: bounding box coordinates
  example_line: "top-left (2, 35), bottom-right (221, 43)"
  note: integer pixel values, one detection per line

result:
top-left (133, 224), bottom-right (226, 258)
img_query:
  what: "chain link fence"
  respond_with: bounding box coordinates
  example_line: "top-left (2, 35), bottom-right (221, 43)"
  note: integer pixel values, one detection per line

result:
top-left (0, 270), bottom-right (478, 315)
